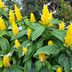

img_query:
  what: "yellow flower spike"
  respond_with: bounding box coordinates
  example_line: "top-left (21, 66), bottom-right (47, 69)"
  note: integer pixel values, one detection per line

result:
top-left (41, 15), bottom-right (46, 25)
top-left (48, 40), bottom-right (53, 46)
top-left (41, 5), bottom-right (49, 25)
top-left (42, 4), bottom-right (49, 15)
top-left (30, 12), bottom-right (36, 22)
top-left (0, 17), bottom-right (6, 31)
top-left (3, 55), bottom-right (10, 67)
top-left (9, 9), bottom-right (15, 24)
top-left (59, 21), bottom-right (65, 30)
top-left (64, 24), bottom-right (72, 47)
top-left (0, 0), bottom-right (5, 9)
top-left (48, 12), bottom-right (53, 22)
top-left (22, 47), bottom-right (28, 55)
top-left (56, 67), bottom-right (62, 72)
top-left (15, 5), bottom-right (22, 21)
top-left (40, 5), bottom-right (53, 26)
top-left (39, 53), bottom-right (46, 62)
top-left (27, 28), bottom-right (32, 39)
top-left (15, 39), bottom-right (20, 48)
top-left (12, 22), bottom-right (19, 36)
top-left (48, 23), bottom-right (53, 27)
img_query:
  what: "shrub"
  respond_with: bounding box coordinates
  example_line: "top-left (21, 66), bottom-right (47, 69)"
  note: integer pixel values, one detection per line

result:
top-left (0, 0), bottom-right (72, 72)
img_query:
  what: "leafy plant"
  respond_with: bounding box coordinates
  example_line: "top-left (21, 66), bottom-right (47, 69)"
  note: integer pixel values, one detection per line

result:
top-left (0, 0), bottom-right (72, 72)
top-left (56, 0), bottom-right (72, 23)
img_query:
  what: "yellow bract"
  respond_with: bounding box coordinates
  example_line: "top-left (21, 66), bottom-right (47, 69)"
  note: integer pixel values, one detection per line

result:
top-left (48, 23), bottom-right (53, 27)
top-left (3, 55), bottom-right (10, 67)
top-left (0, 0), bottom-right (5, 9)
top-left (15, 5), bottom-right (22, 21)
top-left (42, 4), bottom-right (49, 15)
top-left (22, 47), bottom-right (28, 55)
top-left (48, 40), bottom-right (53, 45)
top-left (39, 53), bottom-right (46, 62)
top-left (30, 12), bottom-right (36, 22)
top-left (27, 28), bottom-right (32, 39)
top-left (56, 67), bottom-right (62, 72)
top-left (12, 22), bottom-right (19, 36)
top-left (15, 39), bottom-right (20, 48)
top-left (41, 5), bottom-right (53, 26)
top-left (64, 24), bottom-right (72, 47)
top-left (9, 9), bottom-right (15, 24)
top-left (0, 17), bottom-right (6, 31)
top-left (59, 21), bottom-right (64, 30)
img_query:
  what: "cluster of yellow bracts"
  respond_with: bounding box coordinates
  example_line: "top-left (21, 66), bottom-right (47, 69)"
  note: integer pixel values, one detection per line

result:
top-left (0, 0), bottom-right (72, 72)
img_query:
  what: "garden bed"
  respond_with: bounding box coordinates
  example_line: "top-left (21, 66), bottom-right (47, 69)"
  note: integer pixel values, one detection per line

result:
top-left (0, 0), bottom-right (72, 72)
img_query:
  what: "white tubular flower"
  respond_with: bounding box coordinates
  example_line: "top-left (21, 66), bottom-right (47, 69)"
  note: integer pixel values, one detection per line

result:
top-left (26, 43), bottom-right (30, 48)
top-left (8, 26), bottom-right (12, 29)
top-left (20, 6), bottom-right (23, 10)
top-left (46, 2), bottom-right (52, 6)
top-left (52, 10), bottom-right (56, 14)
top-left (18, 26), bottom-right (22, 31)
top-left (7, 52), bottom-right (12, 57)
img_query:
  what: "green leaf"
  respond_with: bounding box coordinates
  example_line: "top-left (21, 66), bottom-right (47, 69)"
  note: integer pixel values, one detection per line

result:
top-left (3, 68), bottom-right (9, 72)
top-left (45, 61), bottom-right (52, 71)
top-left (51, 29), bottom-right (66, 42)
top-left (52, 65), bottom-right (60, 70)
top-left (24, 59), bottom-right (31, 72)
top-left (34, 44), bottom-right (60, 56)
top-left (53, 38), bottom-right (64, 48)
top-left (0, 61), bottom-right (3, 67)
top-left (50, 19), bottom-right (61, 24)
top-left (11, 30), bottom-right (27, 40)
top-left (24, 18), bottom-right (31, 26)
top-left (31, 23), bottom-right (42, 30)
top-left (58, 54), bottom-right (70, 72)
top-left (17, 48), bottom-right (23, 58)
top-left (42, 30), bottom-right (52, 40)
top-left (2, 10), bottom-right (8, 19)
top-left (40, 66), bottom-right (49, 72)
top-left (34, 61), bottom-right (42, 72)
top-left (0, 38), bottom-right (10, 50)
top-left (21, 40), bottom-right (30, 47)
top-left (63, 58), bottom-right (71, 72)
top-left (24, 19), bottom-right (34, 29)
top-left (0, 68), bottom-right (3, 72)
top-left (9, 65), bottom-right (23, 72)
top-left (36, 38), bottom-right (45, 49)
top-left (69, 57), bottom-right (72, 68)
top-left (31, 26), bottom-right (45, 41)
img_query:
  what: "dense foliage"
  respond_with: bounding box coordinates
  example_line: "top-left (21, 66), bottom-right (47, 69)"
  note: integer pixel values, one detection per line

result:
top-left (0, 0), bottom-right (72, 72)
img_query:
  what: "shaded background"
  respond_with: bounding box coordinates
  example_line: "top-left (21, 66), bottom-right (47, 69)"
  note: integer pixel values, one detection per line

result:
top-left (3, 0), bottom-right (72, 23)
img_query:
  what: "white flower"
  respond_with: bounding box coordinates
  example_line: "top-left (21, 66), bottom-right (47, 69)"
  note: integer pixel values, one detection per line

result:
top-left (71, 67), bottom-right (72, 70)
top-left (26, 43), bottom-right (30, 48)
top-left (46, 2), bottom-right (52, 6)
top-left (52, 10), bottom-right (56, 14)
top-left (18, 26), bottom-right (22, 31)
top-left (8, 26), bottom-right (12, 29)
top-left (7, 52), bottom-right (12, 57)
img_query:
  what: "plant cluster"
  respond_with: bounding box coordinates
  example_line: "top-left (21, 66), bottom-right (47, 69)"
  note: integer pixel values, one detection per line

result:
top-left (56, 0), bottom-right (72, 23)
top-left (0, 0), bottom-right (72, 72)
top-left (3, 0), bottom-right (72, 23)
